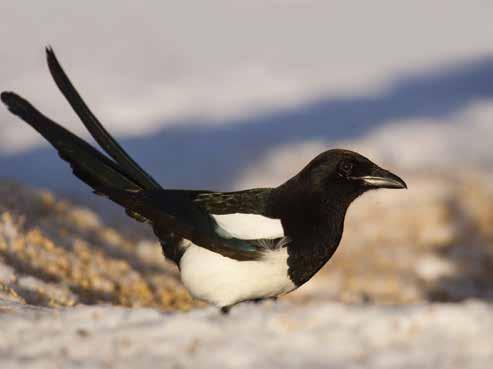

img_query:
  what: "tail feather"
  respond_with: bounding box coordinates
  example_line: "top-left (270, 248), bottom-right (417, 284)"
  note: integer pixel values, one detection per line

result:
top-left (45, 47), bottom-right (161, 191)
top-left (1, 91), bottom-right (141, 194)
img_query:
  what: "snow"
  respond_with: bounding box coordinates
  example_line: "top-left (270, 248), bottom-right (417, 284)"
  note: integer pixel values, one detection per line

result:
top-left (1, 1), bottom-right (493, 154)
top-left (236, 101), bottom-right (493, 188)
top-left (1, 300), bottom-right (492, 369)
top-left (0, 2), bottom-right (492, 195)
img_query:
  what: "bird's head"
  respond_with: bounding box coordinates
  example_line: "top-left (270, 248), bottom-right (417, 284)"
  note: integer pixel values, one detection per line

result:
top-left (294, 149), bottom-right (407, 203)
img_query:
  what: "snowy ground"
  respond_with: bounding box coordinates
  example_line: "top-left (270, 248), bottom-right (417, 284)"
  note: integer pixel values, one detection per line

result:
top-left (1, 299), bottom-right (492, 369)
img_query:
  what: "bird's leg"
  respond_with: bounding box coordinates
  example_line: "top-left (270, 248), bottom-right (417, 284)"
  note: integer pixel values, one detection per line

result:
top-left (220, 306), bottom-right (231, 315)
top-left (252, 296), bottom-right (278, 304)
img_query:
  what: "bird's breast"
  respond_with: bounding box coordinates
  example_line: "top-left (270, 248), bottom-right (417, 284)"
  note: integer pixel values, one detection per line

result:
top-left (179, 241), bottom-right (296, 307)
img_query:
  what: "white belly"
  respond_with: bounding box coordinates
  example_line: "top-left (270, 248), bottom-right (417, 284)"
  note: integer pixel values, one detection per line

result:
top-left (179, 242), bottom-right (296, 307)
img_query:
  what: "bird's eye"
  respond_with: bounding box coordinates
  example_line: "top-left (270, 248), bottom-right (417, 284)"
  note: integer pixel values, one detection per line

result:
top-left (340, 161), bottom-right (353, 175)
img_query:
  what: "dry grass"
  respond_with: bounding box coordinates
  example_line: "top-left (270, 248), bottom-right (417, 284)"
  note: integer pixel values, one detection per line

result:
top-left (0, 182), bottom-right (200, 311)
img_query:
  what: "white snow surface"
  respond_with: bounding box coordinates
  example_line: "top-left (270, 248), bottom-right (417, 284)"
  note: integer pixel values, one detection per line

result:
top-left (236, 101), bottom-right (493, 188)
top-left (1, 2), bottom-right (493, 195)
top-left (1, 1), bottom-right (493, 154)
top-left (1, 300), bottom-right (492, 369)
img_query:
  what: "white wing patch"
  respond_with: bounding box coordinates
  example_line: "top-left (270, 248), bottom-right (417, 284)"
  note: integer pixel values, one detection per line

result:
top-left (212, 213), bottom-right (284, 240)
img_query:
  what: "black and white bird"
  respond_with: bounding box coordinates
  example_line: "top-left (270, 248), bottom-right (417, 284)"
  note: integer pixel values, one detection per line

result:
top-left (1, 48), bottom-right (407, 313)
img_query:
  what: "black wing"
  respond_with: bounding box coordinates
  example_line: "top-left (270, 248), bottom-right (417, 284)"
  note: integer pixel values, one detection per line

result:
top-left (101, 188), bottom-right (267, 260)
top-left (192, 188), bottom-right (273, 215)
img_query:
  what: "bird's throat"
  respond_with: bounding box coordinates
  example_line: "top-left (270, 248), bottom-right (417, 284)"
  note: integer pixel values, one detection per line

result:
top-left (283, 202), bottom-right (347, 287)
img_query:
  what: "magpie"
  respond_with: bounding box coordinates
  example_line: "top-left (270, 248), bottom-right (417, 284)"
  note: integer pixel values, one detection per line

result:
top-left (1, 48), bottom-right (407, 313)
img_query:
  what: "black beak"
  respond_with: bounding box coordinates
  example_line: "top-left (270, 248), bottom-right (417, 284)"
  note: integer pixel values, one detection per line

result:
top-left (357, 166), bottom-right (407, 189)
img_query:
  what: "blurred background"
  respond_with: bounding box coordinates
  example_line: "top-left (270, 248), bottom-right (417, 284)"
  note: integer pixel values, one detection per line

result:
top-left (1, 2), bottom-right (493, 368)
top-left (2, 1), bottom-right (493, 193)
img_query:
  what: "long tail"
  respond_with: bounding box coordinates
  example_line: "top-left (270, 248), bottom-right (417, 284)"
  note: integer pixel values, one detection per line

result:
top-left (45, 47), bottom-right (161, 190)
top-left (1, 91), bottom-right (144, 193)
top-left (1, 48), bottom-right (164, 222)
top-left (1, 91), bottom-right (155, 223)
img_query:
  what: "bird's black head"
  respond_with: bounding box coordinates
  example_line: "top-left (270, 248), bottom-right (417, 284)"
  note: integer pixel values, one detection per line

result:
top-left (270, 149), bottom-right (406, 223)
top-left (293, 149), bottom-right (407, 202)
